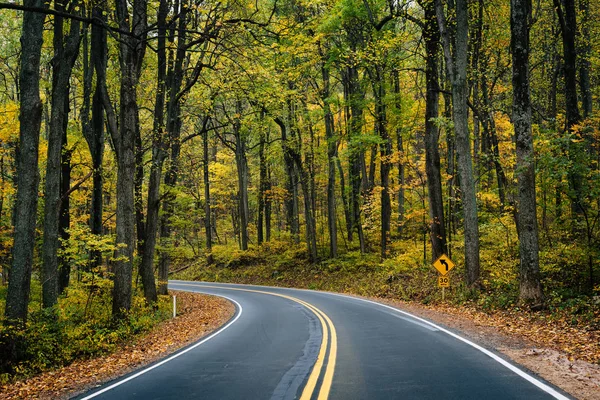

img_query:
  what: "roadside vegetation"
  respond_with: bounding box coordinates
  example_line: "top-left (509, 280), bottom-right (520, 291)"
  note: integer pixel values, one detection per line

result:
top-left (0, 280), bottom-right (172, 384)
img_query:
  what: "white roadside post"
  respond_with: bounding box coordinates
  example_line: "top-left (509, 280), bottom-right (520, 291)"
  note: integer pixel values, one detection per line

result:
top-left (173, 295), bottom-right (177, 318)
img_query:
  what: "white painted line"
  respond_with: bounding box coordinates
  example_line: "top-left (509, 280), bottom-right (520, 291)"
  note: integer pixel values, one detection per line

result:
top-left (80, 294), bottom-right (243, 400)
top-left (173, 281), bottom-right (570, 400)
top-left (321, 291), bottom-right (571, 400)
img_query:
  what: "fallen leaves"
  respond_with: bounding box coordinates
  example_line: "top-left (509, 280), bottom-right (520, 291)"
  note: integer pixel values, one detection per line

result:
top-left (0, 291), bottom-right (235, 400)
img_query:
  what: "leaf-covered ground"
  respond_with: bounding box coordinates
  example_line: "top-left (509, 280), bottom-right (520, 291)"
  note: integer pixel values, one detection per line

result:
top-left (0, 291), bottom-right (235, 399)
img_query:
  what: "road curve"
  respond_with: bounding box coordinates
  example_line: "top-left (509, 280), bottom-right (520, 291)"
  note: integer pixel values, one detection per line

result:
top-left (76, 281), bottom-right (572, 400)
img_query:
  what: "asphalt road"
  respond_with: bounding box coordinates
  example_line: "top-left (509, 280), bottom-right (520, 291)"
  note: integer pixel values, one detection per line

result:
top-left (76, 281), bottom-right (572, 400)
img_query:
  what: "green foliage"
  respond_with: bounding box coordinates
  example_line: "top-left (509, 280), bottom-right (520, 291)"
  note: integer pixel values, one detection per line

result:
top-left (0, 279), bottom-right (170, 383)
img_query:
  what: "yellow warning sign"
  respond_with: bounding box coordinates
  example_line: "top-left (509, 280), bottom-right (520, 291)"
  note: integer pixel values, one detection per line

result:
top-left (438, 276), bottom-right (450, 288)
top-left (433, 254), bottom-right (455, 275)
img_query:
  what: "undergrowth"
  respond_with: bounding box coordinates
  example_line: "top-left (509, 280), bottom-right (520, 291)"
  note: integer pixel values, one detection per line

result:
top-left (174, 237), bottom-right (600, 330)
top-left (0, 277), bottom-right (171, 384)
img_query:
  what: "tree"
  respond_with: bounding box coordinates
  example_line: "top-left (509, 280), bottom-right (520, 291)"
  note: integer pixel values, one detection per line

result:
top-left (4, 0), bottom-right (48, 323)
top-left (42, 0), bottom-right (82, 309)
top-left (511, 0), bottom-right (544, 305)
top-left (436, 0), bottom-right (481, 285)
top-left (110, 0), bottom-right (148, 318)
top-left (420, 0), bottom-right (447, 260)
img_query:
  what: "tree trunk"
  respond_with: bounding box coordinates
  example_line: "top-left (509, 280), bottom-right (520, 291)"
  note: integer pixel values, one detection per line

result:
top-left (203, 122), bottom-right (213, 264)
top-left (258, 115), bottom-right (266, 246)
top-left (511, 0), bottom-right (544, 305)
top-left (393, 71), bottom-right (405, 235)
top-left (141, 0), bottom-right (168, 301)
top-left (579, 0), bottom-right (592, 119)
top-left (436, 0), bottom-right (481, 285)
top-left (58, 121), bottom-right (72, 293)
top-left (112, 0), bottom-right (147, 319)
top-left (5, 0), bottom-right (47, 323)
top-left (346, 65), bottom-right (366, 253)
top-left (554, 0), bottom-right (585, 218)
top-left (158, 2), bottom-right (187, 290)
top-left (369, 65), bottom-right (391, 258)
top-left (320, 50), bottom-right (338, 258)
top-left (42, 3), bottom-right (81, 308)
top-left (276, 117), bottom-right (300, 242)
top-left (85, 4), bottom-right (107, 271)
top-left (423, 0), bottom-right (447, 261)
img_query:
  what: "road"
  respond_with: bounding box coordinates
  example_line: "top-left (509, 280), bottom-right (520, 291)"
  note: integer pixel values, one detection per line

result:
top-left (77, 281), bottom-right (571, 400)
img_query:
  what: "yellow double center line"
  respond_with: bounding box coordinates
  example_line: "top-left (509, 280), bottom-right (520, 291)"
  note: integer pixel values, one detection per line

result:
top-left (174, 283), bottom-right (337, 400)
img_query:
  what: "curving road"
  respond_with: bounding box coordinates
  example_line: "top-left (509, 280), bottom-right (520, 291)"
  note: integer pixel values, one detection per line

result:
top-left (76, 281), bottom-right (572, 400)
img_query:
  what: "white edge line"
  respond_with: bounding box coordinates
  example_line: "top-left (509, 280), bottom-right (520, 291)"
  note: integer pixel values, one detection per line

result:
top-left (323, 292), bottom-right (571, 400)
top-left (171, 281), bottom-right (570, 400)
top-left (80, 293), bottom-right (243, 400)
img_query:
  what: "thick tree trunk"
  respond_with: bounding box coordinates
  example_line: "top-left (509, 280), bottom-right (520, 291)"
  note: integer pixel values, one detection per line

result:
top-left (423, 0), bottom-right (447, 261)
top-left (511, 0), bottom-right (544, 305)
top-left (436, 0), bottom-right (481, 285)
top-left (43, 3), bottom-right (81, 308)
top-left (112, 0), bottom-right (147, 319)
top-left (87, 5), bottom-right (107, 271)
top-left (141, 0), bottom-right (168, 300)
top-left (5, 0), bottom-right (47, 323)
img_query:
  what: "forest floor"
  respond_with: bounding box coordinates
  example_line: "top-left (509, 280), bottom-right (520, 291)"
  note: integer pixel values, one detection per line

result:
top-left (0, 291), bottom-right (235, 400)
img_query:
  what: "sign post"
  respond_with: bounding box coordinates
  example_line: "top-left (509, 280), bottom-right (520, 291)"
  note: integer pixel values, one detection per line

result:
top-left (433, 254), bottom-right (455, 301)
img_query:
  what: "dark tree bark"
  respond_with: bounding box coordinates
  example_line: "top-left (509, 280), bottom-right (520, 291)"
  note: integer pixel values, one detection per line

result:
top-left (393, 71), bottom-right (405, 235)
top-left (140, 0), bottom-right (169, 301)
top-left (276, 117), bottom-right (300, 241)
top-left (233, 103), bottom-right (249, 251)
top-left (5, 0), bottom-right (48, 323)
top-left (257, 112), bottom-right (267, 245)
top-left (203, 120), bottom-right (214, 264)
top-left (81, 3), bottom-right (107, 272)
top-left (554, 0), bottom-right (585, 218)
top-left (58, 123), bottom-right (72, 293)
top-left (158, 1), bottom-right (187, 293)
top-left (111, 0), bottom-right (148, 319)
top-left (320, 45), bottom-right (338, 258)
top-left (579, 0), bottom-right (592, 119)
top-left (511, 0), bottom-right (544, 305)
top-left (422, 0), bottom-right (447, 261)
top-left (134, 128), bottom-right (145, 258)
top-left (344, 64), bottom-right (366, 253)
top-left (368, 64), bottom-right (391, 258)
top-left (436, 0), bottom-right (481, 285)
top-left (42, 0), bottom-right (81, 309)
